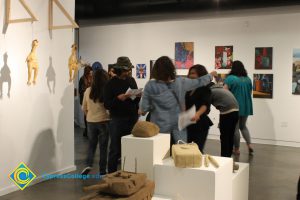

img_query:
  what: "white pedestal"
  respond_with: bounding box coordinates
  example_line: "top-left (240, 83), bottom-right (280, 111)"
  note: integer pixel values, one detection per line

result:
top-left (154, 157), bottom-right (233, 200)
top-left (152, 195), bottom-right (173, 200)
top-left (121, 134), bottom-right (170, 180)
top-left (232, 162), bottom-right (249, 200)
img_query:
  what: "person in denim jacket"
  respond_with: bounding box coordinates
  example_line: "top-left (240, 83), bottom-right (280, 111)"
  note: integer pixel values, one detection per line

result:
top-left (139, 56), bottom-right (217, 143)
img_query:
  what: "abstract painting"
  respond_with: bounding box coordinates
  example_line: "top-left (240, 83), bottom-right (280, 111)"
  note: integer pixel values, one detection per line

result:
top-left (136, 64), bottom-right (146, 79)
top-left (215, 46), bottom-right (233, 69)
top-left (292, 49), bottom-right (300, 95)
top-left (175, 42), bottom-right (194, 69)
top-left (253, 74), bottom-right (273, 98)
top-left (255, 47), bottom-right (273, 69)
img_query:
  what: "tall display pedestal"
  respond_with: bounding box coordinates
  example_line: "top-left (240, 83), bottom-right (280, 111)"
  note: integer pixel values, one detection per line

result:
top-left (121, 134), bottom-right (170, 180)
top-left (154, 157), bottom-right (233, 200)
top-left (232, 163), bottom-right (249, 200)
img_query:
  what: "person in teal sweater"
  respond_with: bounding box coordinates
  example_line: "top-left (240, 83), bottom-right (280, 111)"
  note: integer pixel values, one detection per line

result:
top-left (224, 60), bottom-right (254, 155)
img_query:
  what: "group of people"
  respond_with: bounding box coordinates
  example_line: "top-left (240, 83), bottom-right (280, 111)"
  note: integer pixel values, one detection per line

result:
top-left (79, 55), bottom-right (254, 176)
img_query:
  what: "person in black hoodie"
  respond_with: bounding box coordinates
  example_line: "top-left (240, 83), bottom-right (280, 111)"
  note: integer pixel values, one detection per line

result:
top-left (104, 57), bottom-right (140, 173)
top-left (185, 65), bottom-right (213, 152)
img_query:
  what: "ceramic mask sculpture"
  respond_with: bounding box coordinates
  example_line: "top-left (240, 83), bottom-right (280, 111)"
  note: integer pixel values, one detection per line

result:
top-left (68, 44), bottom-right (78, 82)
top-left (26, 39), bottom-right (39, 85)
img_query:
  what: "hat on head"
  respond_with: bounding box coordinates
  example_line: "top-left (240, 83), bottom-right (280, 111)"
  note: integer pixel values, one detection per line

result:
top-left (114, 56), bottom-right (133, 70)
top-left (92, 62), bottom-right (103, 71)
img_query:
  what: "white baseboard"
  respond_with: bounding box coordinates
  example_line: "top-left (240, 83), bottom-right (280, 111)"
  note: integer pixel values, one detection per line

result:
top-left (0, 165), bottom-right (77, 197)
top-left (208, 134), bottom-right (300, 147)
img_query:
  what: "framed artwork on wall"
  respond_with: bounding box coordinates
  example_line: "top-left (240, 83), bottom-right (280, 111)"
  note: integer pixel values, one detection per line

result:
top-left (215, 46), bottom-right (233, 69)
top-left (136, 64), bottom-right (146, 79)
top-left (175, 42), bottom-right (194, 69)
top-left (292, 49), bottom-right (300, 95)
top-left (253, 74), bottom-right (273, 98)
top-left (255, 47), bottom-right (273, 70)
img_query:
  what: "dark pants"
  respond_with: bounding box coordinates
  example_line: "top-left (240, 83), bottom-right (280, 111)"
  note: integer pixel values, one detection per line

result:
top-left (83, 115), bottom-right (88, 136)
top-left (219, 111), bottom-right (239, 157)
top-left (108, 117), bottom-right (138, 173)
top-left (86, 122), bottom-right (109, 174)
top-left (187, 129), bottom-right (209, 153)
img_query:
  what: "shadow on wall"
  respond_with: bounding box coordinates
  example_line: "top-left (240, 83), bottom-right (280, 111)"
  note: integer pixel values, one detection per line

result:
top-left (57, 85), bottom-right (74, 165)
top-left (46, 56), bottom-right (56, 94)
top-left (28, 129), bottom-right (56, 177)
top-left (0, 53), bottom-right (12, 99)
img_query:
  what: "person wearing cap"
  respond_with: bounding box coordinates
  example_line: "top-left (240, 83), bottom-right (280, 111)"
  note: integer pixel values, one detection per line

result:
top-left (104, 56), bottom-right (140, 173)
top-left (92, 61), bottom-right (103, 72)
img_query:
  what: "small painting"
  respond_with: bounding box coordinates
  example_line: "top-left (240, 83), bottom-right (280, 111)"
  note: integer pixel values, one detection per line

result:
top-left (253, 74), bottom-right (273, 98)
top-left (215, 46), bottom-right (233, 69)
top-left (136, 64), bottom-right (146, 79)
top-left (292, 49), bottom-right (300, 95)
top-left (175, 42), bottom-right (194, 69)
top-left (255, 47), bottom-right (273, 69)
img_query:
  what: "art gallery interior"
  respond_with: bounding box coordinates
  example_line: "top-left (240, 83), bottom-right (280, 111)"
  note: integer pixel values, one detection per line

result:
top-left (0, 0), bottom-right (300, 200)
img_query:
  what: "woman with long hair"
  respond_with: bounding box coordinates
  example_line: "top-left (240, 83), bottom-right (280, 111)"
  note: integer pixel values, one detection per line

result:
top-left (79, 65), bottom-right (93, 137)
top-left (224, 60), bottom-right (254, 155)
top-left (140, 56), bottom-right (217, 144)
top-left (185, 65), bottom-right (213, 152)
top-left (81, 69), bottom-right (110, 175)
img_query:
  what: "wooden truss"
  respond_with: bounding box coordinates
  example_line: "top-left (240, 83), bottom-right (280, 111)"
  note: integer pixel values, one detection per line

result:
top-left (5, 0), bottom-right (38, 24)
top-left (49, 0), bottom-right (79, 30)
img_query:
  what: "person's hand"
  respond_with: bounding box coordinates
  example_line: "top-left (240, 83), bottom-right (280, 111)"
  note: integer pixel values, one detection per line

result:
top-left (136, 92), bottom-right (143, 98)
top-left (138, 109), bottom-right (146, 116)
top-left (191, 112), bottom-right (201, 122)
top-left (117, 93), bottom-right (131, 101)
top-left (210, 71), bottom-right (218, 78)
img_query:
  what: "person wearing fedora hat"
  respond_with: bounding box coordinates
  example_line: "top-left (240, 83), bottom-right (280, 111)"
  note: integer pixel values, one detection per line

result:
top-left (104, 56), bottom-right (140, 173)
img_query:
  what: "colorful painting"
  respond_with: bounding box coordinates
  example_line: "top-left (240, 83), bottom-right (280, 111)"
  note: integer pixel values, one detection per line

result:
top-left (136, 64), bottom-right (146, 79)
top-left (175, 42), bottom-right (194, 69)
top-left (253, 74), bottom-right (273, 98)
top-left (255, 47), bottom-right (273, 69)
top-left (292, 49), bottom-right (300, 95)
top-left (215, 46), bottom-right (233, 69)
top-left (215, 74), bottom-right (227, 85)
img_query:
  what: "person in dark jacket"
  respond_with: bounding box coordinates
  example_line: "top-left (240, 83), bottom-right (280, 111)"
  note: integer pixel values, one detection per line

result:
top-left (79, 65), bottom-right (93, 137)
top-left (104, 57), bottom-right (140, 173)
top-left (185, 65), bottom-right (213, 152)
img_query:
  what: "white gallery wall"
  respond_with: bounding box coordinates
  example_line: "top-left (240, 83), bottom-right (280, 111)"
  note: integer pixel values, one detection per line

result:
top-left (0, 0), bottom-right (76, 196)
top-left (79, 7), bottom-right (300, 147)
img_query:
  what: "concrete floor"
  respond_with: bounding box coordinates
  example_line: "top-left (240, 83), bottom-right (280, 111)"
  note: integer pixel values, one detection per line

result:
top-left (1, 127), bottom-right (299, 200)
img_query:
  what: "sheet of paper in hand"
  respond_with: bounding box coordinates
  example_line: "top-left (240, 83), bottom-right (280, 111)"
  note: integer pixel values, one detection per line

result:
top-left (178, 105), bottom-right (196, 131)
top-left (126, 88), bottom-right (143, 100)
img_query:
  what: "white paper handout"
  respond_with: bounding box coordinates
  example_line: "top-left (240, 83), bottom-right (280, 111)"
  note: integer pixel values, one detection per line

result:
top-left (178, 105), bottom-right (196, 131)
top-left (126, 88), bottom-right (143, 100)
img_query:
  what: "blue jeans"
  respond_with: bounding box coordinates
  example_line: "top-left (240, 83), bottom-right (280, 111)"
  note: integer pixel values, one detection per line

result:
top-left (108, 117), bottom-right (137, 173)
top-left (86, 122), bottom-right (109, 174)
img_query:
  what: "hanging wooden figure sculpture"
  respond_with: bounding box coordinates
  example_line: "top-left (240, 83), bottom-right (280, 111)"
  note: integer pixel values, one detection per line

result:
top-left (68, 44), bottom-right (78, 82)
top-left (26, 39), bottom-right (39, 85)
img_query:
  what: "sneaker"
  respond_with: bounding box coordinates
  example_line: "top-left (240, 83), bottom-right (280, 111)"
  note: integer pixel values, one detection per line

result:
top-left (81, 166), bottom-right (92, 175)
top-left (248, 147), bottom-right (254, 155)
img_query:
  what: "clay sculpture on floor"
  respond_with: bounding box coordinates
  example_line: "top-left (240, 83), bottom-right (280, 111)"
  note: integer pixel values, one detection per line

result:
top-left (81, 158), bottom-right (155, 200)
